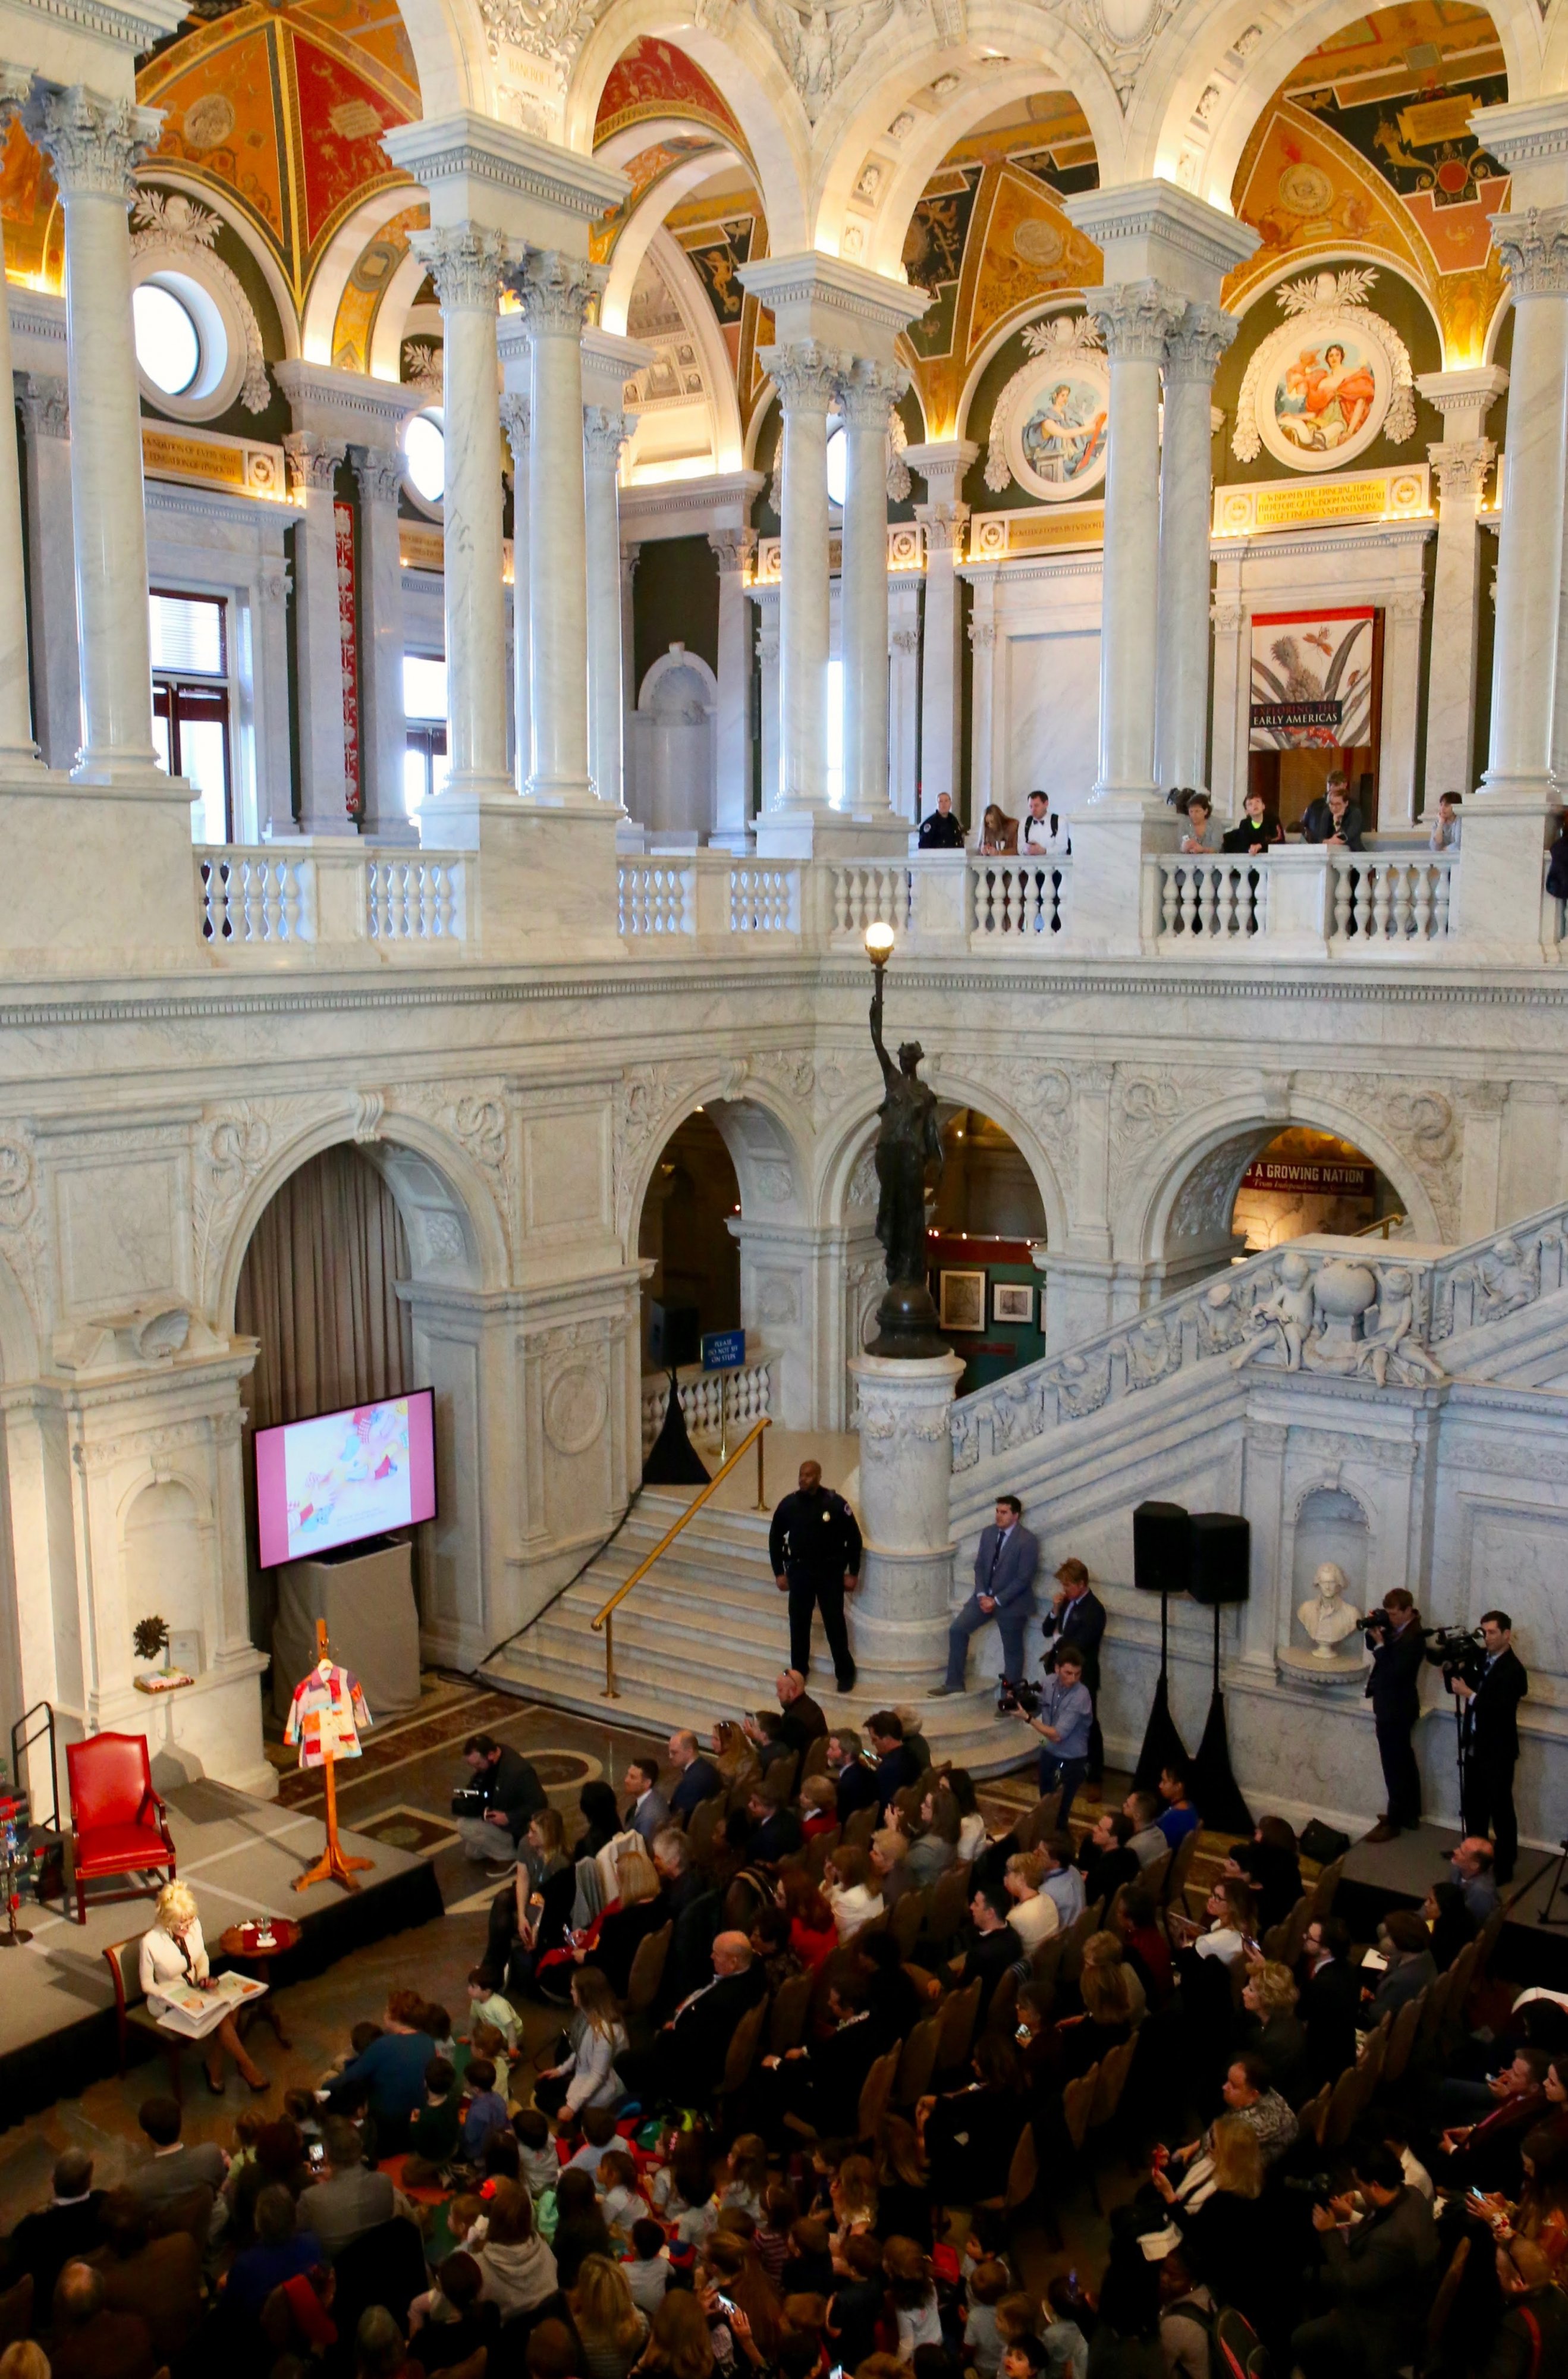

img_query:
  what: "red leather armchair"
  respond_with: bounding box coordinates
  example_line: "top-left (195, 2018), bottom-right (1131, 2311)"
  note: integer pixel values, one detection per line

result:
top-left (66, 1733), bottom-right (177, 1925)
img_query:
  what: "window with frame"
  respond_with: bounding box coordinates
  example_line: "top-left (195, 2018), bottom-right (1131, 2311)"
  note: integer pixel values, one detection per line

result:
top-left (403, 652), bottom-right (449, 815)
top-left (150, 590), bottom-right (233, 843)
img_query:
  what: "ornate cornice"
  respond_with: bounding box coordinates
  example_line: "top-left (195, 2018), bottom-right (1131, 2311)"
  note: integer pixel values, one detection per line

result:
top-left (381, 113), bottom-right (624, 222)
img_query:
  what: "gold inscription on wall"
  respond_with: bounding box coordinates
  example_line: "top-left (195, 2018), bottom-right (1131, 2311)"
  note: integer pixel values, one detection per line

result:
top-left (141, 428), bottom-right (246, 489)
top-left (1008, 507), bottom-right (1104, 550)
top-left (1252, 479), bottom-right (1389, 529)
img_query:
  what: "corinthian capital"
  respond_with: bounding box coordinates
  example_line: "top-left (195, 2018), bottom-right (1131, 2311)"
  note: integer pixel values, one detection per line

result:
top-left (759, 338), bottom-right (843, 414)
top-left (24, 83), bottom-right (161, 201)
top-left (284, 431), bottom-right (345, 495)
top-left (709, 527), bottom-right (756, 576)
top-left (1491, 205), bottom-right (1568, 297)
top-left (410, 225), bottom-right (510, 314)
top-left (835, 357), bottom-right (911, 430)
top-left (1162, 300), bottom-right (1239, 387)
top-left (353, 445), bottom-right (404, 507)
top-left (511, 249), bottom-right (604, 337)
top-left (1428, 437), bottom-right (1495, 502)
top-left (1082, 279), bottom-right (1186, 364)
top-left (583, 405), bottom-right (630, 468)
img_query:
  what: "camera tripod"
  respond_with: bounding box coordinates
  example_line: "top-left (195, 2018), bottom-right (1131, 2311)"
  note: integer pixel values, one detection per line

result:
top-left (1536, 1838), bottom-right (1568, 1928)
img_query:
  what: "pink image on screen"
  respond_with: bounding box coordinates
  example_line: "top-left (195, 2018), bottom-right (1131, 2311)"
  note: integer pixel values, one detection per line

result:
top-left (255, 1389), bottom-right (436, 1567)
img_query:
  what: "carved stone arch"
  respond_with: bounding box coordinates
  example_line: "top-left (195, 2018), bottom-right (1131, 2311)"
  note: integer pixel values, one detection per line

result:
top-left (565, 0), bottom-right (813, 252)
top-left (1131, 0), bottom-right (1543, 206)
top-left (812, 1063), bottom-right (1069, 1247)
top-left (210, 1104), bottom-right (507, 1332)
top-left (615, 1064), bottom-right (814, 1249)
top-left (387, 0), bottom-right (492, 121)
top-left (1119, 1093), bottom-right (1441, 1271)
top-left (815, 17), bottom-right (1126, 277)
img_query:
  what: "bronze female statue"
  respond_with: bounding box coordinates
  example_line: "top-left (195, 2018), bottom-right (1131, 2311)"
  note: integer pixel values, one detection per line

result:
top-left (867, 978), bottom-right (947, 1355)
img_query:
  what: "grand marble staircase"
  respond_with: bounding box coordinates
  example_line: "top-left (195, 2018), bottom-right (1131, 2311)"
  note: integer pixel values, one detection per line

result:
top-left (482, 1481), bottom-right (1028, 1774)
top-left (489, 1202), bottom-right (1568, 1785)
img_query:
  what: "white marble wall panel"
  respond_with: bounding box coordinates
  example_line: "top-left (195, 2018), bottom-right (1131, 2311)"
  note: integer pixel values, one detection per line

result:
top-left (961, 555), bottom-right (1103, 820)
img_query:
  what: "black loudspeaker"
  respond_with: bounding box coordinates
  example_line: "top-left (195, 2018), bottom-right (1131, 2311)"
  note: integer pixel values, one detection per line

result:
top-left (1133, 1501), bottom-right (1191, 1595)
top-left (649, 1301), bottom-right (700, 1370)
top-left (1187, 1512), bottom-right (1251, 1606)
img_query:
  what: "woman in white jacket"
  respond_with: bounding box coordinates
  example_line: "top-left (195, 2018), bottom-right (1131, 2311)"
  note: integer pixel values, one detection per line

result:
top-left (536, 1966), bottom-right (627, 2118)
top-left (825, 1847), bottom-right (885, 1942)
top-left (138, 1879), bottom-right (267, 2092)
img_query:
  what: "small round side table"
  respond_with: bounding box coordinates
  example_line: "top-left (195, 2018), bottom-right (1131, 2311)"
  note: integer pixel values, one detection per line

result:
top-left (217, 1918), bottom-right (303, 2051)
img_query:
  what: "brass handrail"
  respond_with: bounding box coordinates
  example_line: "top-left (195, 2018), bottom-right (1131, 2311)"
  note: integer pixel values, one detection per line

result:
top-left (593, 1416), bottom-right (771, 1700)
top-left (1353, 1213), bottom-right (1407, 1240)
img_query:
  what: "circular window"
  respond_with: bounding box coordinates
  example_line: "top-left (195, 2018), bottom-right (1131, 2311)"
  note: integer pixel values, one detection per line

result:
top-left (405, 413), bottom-right (446, 504)
top-left (133, 283), bottom-right (201, 397)
top-left (825, 419), bottom-right (846, 507)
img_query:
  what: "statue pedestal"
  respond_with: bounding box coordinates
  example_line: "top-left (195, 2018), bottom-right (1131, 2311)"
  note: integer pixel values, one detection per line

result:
top-left (1278, 1644), bottom-right (1367, 1691)
top-left (848, 1352), bottom-right (964, 1693)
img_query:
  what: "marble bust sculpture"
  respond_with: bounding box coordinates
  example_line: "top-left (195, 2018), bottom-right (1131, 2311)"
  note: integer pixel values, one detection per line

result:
top-left (1298, 1562), bottom-right (1361, 1660)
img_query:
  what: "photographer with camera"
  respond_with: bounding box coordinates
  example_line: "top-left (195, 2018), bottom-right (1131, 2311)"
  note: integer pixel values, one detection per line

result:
top-left (1363, 1588), bottom-right (1427, 1844)
top-left (453, 1731), bottom-right (547, 1868)
top-left (1011, 1644), bottom-right (1093, 1827)
top-left (1450, 1609), bottom-right (1529, 1885)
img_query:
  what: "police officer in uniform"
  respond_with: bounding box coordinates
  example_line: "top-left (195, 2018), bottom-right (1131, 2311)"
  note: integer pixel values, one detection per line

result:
top-left (769, 1460), bottom-right (862, 1694)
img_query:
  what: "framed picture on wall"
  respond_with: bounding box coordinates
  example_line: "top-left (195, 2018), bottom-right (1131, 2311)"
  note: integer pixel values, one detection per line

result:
top-left (939, 1269), bottom-right (986, 1332)
top-left (992, 1283), bottom-right (1035, 1325)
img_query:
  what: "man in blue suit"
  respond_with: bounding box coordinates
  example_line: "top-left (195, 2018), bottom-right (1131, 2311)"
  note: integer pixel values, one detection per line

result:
top-left (931, 1494), bottom-right (1039, 1695)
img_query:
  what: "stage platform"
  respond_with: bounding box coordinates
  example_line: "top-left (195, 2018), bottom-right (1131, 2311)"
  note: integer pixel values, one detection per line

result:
top-left (0, 1776), bottom-right (442, 2129)
top-left (1338, 1819), bottom-right (1568, 1994)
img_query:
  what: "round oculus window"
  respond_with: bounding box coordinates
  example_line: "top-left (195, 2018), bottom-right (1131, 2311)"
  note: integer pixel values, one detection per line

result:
top-left (133, 283), bottom-right (201, 397)
top-left (405, 413), bottom-right (446, 504)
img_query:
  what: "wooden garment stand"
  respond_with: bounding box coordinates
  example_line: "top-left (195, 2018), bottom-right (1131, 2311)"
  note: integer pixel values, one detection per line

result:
top-left (293, 1620), bottom-right (373, 1896)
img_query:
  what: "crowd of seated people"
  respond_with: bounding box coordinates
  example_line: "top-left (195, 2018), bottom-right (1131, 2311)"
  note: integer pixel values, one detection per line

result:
top-left (1, 1687), bottom-right (1564, 2379)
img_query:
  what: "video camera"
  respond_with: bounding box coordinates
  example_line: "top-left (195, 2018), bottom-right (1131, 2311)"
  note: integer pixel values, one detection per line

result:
top-left (451, 1784), bottom-right (490, 1818)
top-left (997, 1676), bottom-right (1044, 1718)
top-left (1426, 1622), bottom-right (1487, 1692)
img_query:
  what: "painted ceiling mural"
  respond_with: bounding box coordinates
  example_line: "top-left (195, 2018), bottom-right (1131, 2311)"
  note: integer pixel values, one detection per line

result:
top-left (2, 0), bottom-right (419, 305)
top-left (1227, 0), bottom-right (1510, 366)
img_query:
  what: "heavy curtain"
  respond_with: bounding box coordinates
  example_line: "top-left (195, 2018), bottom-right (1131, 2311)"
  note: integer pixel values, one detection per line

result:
top-left (236, 1144), bottom-right (413, 1643)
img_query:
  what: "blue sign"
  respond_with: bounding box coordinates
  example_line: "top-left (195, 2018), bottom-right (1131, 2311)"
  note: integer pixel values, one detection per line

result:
top-left (702, 1328), bottom-right (746, 1373)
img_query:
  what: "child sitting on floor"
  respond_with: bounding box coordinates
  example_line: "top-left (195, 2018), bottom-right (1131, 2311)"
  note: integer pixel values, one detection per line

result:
top-left (565, 2102), bottom-right (620, 2176)
top-left (461, 2057), bottom-right (509, 2162)
top-left (466, 1963), bottom-right (522, 2053)
top-left (514, 2107), bottom-right (559, 2198)
top-left (404, 2057), bottom-right (461, 2185)
top-left (624, 2215), bottom-right (672, 2317)
top-left (598, 2148), bottom-right (648, 2247)
top-left (963, 2260), bottom-right (1010, 2379)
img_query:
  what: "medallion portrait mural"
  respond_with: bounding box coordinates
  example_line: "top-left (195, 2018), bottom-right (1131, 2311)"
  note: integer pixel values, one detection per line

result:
top-left (985, 313), bottom-right (1110, 501)
top-left (1233, 271), bottom-right (1416, 473)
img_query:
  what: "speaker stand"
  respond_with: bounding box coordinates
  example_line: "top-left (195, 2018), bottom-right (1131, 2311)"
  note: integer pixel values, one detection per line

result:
top-left (1133, 1587), bottom-right (1190, 1795)
top-left (1190, 1600), bottom-right (1252, 1836)
top-left (642, 1369), bottom-right (712, 1486)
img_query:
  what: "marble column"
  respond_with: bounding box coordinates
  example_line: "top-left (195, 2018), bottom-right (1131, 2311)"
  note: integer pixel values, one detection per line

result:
top-left (888, 605), bottom-right (920, 821)
top-left (758, 339), bottom-right (838, 817)
top-left (1157, 303), bottom-right (1236, 798)
top-left (838, 360), bottom-right (907, 820)
top-left (282, 431), bottom-right (353, 834)
top-left (583, 403), bottom-right (630, 809)
top-left (515, 249), bottom-right (600, 808)
top-left (411, 225), bottom-right (511, 814)
top-left (1415, 368), bottom-right (1506, 809)
top-left (500, 395), bottom-right (530, 796)
top-left (14, 372), bottom-right (75, 773)
top-left (0, 74), bottom-right (38, 768)
top-left (620, 541), bottom-right (640, 721)
top-left (1086, 282), bottom-right (1183, 805)
top-left (847, 1352), bottom-right (965, 1695)
top-left (1462, 196), bottom-right (1568, 950)
top-left (709, 527), bottom-right (756, 845)
top-left (26, 82), bottom-right (162, 783)
top-left (906, 440), bottom-right (976, 809)
top-left (351, 445), bottom-right (414, 843)
top-left (754, 595), bottom-right (780, 813)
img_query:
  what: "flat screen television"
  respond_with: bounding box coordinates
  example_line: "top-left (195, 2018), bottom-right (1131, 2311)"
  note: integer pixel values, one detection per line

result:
top-left (254, 1389), bottom-right (437, 1569)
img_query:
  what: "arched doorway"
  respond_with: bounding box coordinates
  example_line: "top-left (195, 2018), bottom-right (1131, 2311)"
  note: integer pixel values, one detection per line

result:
top-left (927, 1106), bottom-right (1048, 1395)
top-left (234, 1143), bottom-right (414, 1650)
top-left (636, 1107), bottom-right (741, 1365)
top-left (1230, 1125), bottom-right (1404, 1251)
